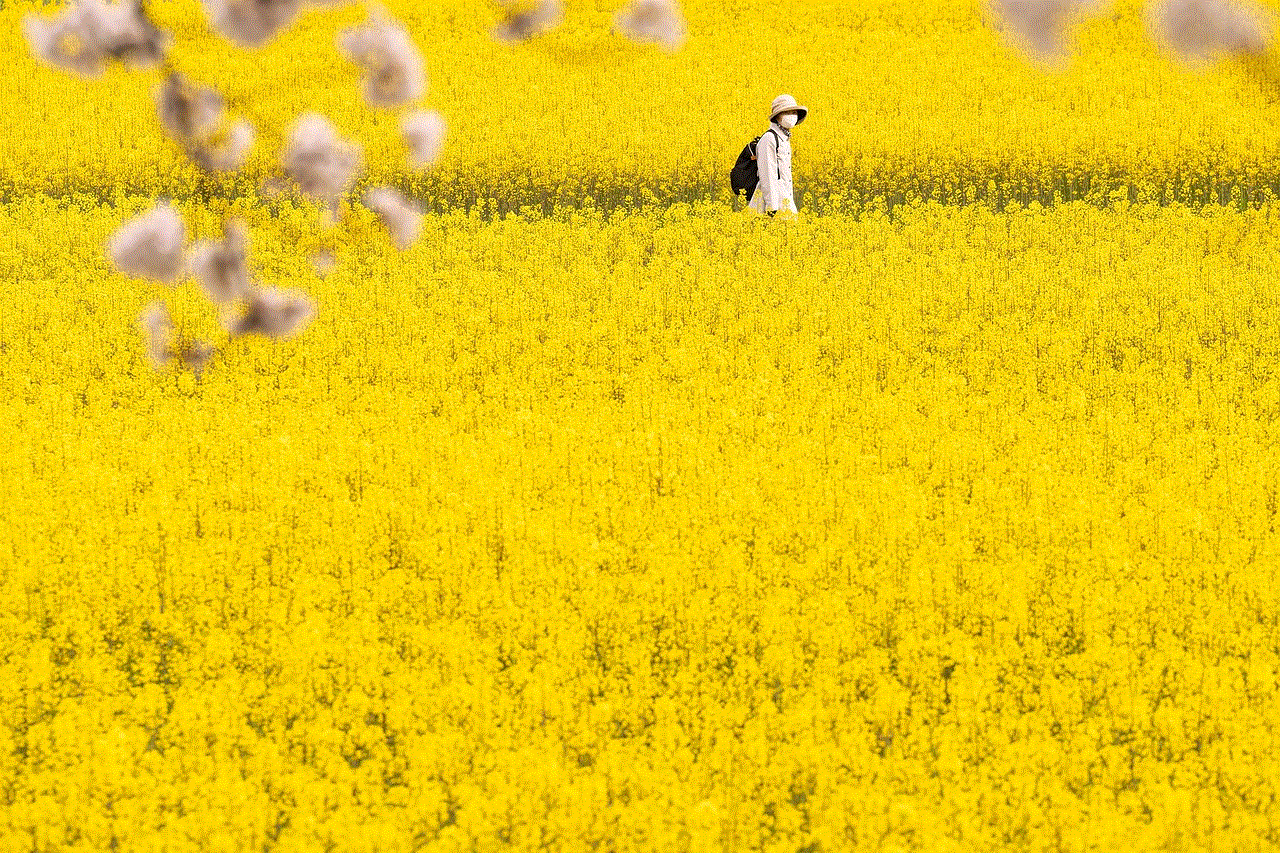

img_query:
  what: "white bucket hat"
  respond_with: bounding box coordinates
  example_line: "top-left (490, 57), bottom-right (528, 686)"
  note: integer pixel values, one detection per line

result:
top-left (770, 94), bottom-right (808, 124)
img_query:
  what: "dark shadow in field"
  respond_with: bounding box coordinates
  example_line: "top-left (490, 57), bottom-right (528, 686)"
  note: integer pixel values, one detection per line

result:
top-left (11, 157), bottom-right (1280, 220)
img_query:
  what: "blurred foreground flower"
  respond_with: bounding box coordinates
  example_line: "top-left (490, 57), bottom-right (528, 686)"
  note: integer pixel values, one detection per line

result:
top-left (402, 111), bottom-right (446, 169)
top-left (311, 250), bottom-right (336, 276)
top-left (492, 0), bottom-right (562, 42)
top-left (225, 287), bottom-right (315, 339)
top-left (156, 73), bottom-right (223, 140)
top-left (24, 0), bottom-right (168, 77)
top-left (191, 220), bottom-right (251, 304)
top-left (139, 302), bottom-right (173, 367)
top-left (176, 340), bottom-right (216, 375)
top-left (365, 187), bottom-right (422, 250)
top-left (109, 203), bottom-right (186, 283)
top-left (198, 120), bottom-right (255, 171)
top-left (202, 0), bottom-right (301, 47)
top-left (988, 0), bottom-right (1104, 60)
top-left (283, 113), bottom-right (363, 203)
top-left (141, 304), bottom-right (216, 374)
top-left (155, 74), bottom-right (255, 171)
top-left (339, 15), bottom-right (426, 107)
top-left (614, 0), bottom-right (686, 50)
top-left (1148, 0), bottom-right (1269, 60)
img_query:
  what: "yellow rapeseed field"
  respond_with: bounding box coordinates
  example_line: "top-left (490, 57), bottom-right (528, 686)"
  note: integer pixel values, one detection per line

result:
top-left (6, 0), bottom-right (1280, 850)
top-left (6, 0), bottom-right (1280, 209)
top-left (6, 199), bottom-right (1280, 850)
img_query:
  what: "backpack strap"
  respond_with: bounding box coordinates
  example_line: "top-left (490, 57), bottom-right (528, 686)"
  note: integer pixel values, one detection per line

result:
top-left (762, 129), bottom-right (780, 180)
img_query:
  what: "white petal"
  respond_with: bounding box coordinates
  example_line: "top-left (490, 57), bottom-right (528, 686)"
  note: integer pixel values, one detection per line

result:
top-left (492, 0), bottom-right (562, 42)
top-left (139, 301), bottom-right (173, 367)
top-left (365, 187), bottom-right (422, 250)
top-left (24, 9), bottom-right (106, 77)
top-left (283, 113), bottom-right (363, 202)
top-left (155, 74), bottom-right (225, 141)
top-left (339, 17), bottom-right (426, 108)
top-left (1149, 0), bottom-right (1268, 60)
top-left (226, 287), bottom-right (315, 339)
top-left (401, 111), bottom-right (446, 169)
top-left (202, 0), bottom-right (301, 48)
top-left (614, 0), bottom-right (686, 50)
top-left (108, 203), bottom-right (186, 283)
top-left (190, 221), bottom-right (251, 304)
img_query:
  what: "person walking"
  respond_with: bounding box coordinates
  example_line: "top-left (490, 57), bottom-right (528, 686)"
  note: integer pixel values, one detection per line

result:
top-left (748, 94), bottom-right (807, 217)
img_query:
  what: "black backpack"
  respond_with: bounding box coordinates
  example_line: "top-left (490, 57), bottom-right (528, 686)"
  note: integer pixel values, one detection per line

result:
top-left (730, 129), bottom-right (779, 197)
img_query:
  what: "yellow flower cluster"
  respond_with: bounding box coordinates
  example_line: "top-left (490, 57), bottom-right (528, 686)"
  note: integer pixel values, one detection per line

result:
top-left (4, 198), bottom-right (1280, 849)
top-left (5, 0), bottom-right (1280, 211)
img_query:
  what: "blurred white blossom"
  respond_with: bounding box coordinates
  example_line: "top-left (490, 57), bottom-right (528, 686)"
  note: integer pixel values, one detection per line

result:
top-left (1148, 0), bottom-right (1268, 60)
top-left (108, 203), bottom-right (186, 283)
top-left (401, 111), bottom-right (446, 169)
top-left (492, 0), bottom-right (562, 42)
top-left (364, 187), bottom-right (422, 250)
top-left (339, 16), bottom-right (426, 108)
top-left (283, 113), bottom-right (363, 203)
top-left (155, 74), bottom-right (225, 142)
top-left (201, 0), bottom-right (301, 48)
top-left (225, 287), bottom-right (315, 338)
top-left (24, 11), bottom-right (102, 76)
top-left (155, 76), bottom-right (254, 171)
top-left (89, 0), bottom-right (168, 64)
top-left (177, 340), bottom-right (216, 375)
top-left (196, 120), bottom-right (255, 171)
top-left (988, 0), bottom-right (1104, 60)
top-left (614, 0), bottom-right (686, 51)
top-left (258, 177), bottom-right (288, 199)
top-left (191, 220), bottom-right (251, 304)
top-left (311, 250), bottom-right (336, 276)
top-left (24, 0), bottom-right (168, 77)
top-left (139, 302), bottom-right (173, 367)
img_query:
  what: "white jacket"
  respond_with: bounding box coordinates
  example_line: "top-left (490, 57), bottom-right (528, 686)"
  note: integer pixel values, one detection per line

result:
top-left (748, 121), bottom-right (795, 214)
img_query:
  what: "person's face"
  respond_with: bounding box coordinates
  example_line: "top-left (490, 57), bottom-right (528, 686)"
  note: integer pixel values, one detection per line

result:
top-left (777, 110), bottom-right (800, 129)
